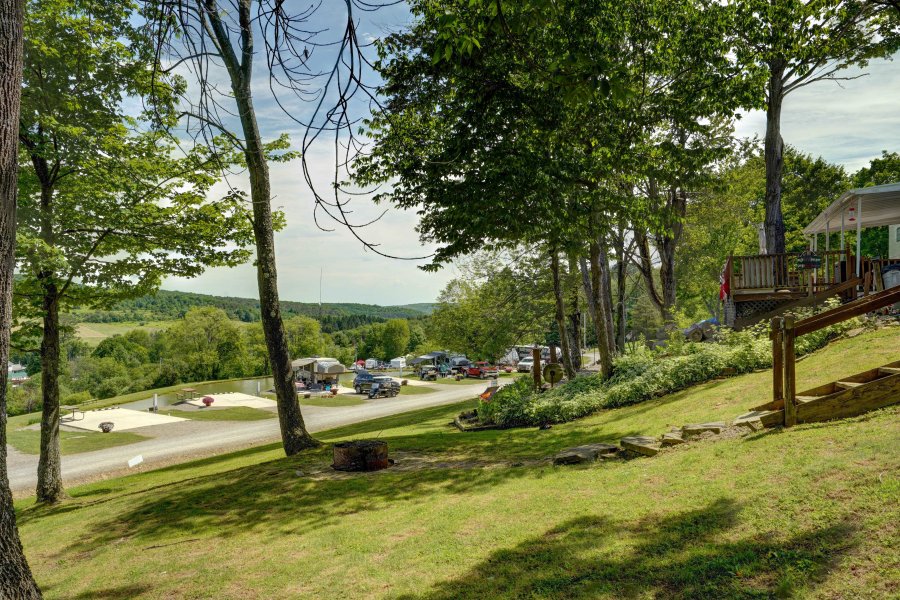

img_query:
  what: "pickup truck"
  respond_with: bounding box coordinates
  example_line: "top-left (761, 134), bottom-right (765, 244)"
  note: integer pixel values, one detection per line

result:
top-left (464, 362), bottom-right (499, 379)
top-left (368, 377), bottom-right (401, 398)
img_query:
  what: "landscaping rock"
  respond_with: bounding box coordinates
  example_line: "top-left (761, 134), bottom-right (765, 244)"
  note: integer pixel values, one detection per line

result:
top-left (553, 443), bottom-right (618, 465)
top-left (681, 422), bottom-right (727, 437)
top-left (620, 436), bottom-right (661, 457)
top-left (845, 327), bottom-right (865, 338)
top-left (661, 432), bottom-right (685, 446)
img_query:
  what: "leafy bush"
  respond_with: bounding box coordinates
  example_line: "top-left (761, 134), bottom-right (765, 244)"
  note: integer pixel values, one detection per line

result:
top-left (477, 377), bottom-right (533, 427)
top-left (62, 391), bottom-right (93, 405)
top-left (480, 309), bottom-right (861, 427)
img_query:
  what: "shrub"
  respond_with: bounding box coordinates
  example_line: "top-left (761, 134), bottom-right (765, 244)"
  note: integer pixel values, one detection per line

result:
top-left (62, 390), bottom-right (93, 405)
top-left (480, 311), bottom-right (862, 427)
top-left (477, 377), bottom-right (533, 427)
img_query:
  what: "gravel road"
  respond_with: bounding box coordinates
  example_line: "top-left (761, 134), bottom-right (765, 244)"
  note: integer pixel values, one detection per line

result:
top-left (7, 382), bottom-right (493, 496)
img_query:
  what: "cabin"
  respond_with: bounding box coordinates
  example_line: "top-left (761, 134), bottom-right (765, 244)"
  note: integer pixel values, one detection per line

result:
top-left (723, 182), bottom-right (900, 328)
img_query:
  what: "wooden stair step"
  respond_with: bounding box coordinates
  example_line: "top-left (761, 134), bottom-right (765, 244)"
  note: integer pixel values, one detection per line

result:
top-left (835, 381), bottom-right (863, 390)
top-left (734, 410), bottom-right (780, 428)
top-left (878, 367), bottom-right (900, 376)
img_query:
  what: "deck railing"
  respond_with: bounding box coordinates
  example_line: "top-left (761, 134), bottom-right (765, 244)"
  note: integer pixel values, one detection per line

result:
top-left (730, 249), bottom-right (852, 293)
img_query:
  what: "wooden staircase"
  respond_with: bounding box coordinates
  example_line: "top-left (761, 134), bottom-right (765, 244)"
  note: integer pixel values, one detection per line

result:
top-left (735, 360), bottom-right (900, 428)
top-left (736, 283), bottom-right (900, 429)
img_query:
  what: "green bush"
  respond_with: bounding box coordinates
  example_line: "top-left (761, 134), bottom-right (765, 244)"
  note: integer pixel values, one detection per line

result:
top-left (62, 391), bottom-right (93, 405)
top-left (477, 377), bottom-right (533, 427)
top-left (480, 308), bottom-right (861, 427)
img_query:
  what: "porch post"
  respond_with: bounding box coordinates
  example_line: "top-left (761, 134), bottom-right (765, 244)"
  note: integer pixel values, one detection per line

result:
top-left (855, 196), bottom-right (862, 279)
top-left (840, 211), bottom-right (845, 250)
top-left (826, 221), bottom-right (830, 283)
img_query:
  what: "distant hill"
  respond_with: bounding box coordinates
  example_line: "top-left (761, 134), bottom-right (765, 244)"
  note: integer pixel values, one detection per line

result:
top-left (74, 289), bottom-right (433, 332)
top-left (393, 303), bottom-right (437, 315)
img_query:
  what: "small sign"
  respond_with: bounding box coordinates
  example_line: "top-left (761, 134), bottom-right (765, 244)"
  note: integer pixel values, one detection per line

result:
top-left (797, 252), bottom-right (822, 270)
top-left (128, 455), bottom-right (144, 468)
top-left (543, 363), bottom-right (564, 385)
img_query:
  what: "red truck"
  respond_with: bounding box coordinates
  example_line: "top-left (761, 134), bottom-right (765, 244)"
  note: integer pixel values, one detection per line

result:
top-left (464, 361), bottom-right (499, 379)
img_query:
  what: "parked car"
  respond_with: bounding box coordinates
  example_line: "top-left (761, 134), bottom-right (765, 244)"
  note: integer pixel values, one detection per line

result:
top-left (448, 356), bottom-right (471, 375)
top-left (418, 365), bottom-right (438, 381)
top-left (517, 357), bottom-right (541, 373)
top-left (464, 361), bottom-right (499, 379)
top-left (368, 376), bottom-right (401, 398)
top-left (353, 370), bottom-right (375, 393)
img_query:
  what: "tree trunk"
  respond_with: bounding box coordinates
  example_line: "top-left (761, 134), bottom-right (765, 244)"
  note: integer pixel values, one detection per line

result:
top-left (35, 285), bottom-right (63, 503)
top-left (613, 230), bottom-right (628, 352)
top-left (0, 0), bottom-right (43, 592)
top-left (654, 188), bottom-right (685, 321)
top-left (764, 62), bottom-right (786, 255)
top-left (550, 249), bottom-right (576, 380)
top-left (635, 229), bottom-right (666, 320)
top-left (587, 241), bottom-right (614, 377)
top-left (568, 256), bottom-right (582, 371)
top-left (210, 0), bottom-right (317, 454)
top-left (35, 174), bottom-right (64, 503)
top-left (597, 238), bottom-right (616, 349)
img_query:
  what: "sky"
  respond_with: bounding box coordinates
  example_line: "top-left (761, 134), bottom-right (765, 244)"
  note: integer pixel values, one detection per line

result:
top-left (163, 5), bottom-right (900, 306)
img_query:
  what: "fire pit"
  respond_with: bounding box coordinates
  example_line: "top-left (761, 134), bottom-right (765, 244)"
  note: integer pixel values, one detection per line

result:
top-left (98, 422), bottom-right (115, 433)
top-left (332, 440), bottom-right (390, 472)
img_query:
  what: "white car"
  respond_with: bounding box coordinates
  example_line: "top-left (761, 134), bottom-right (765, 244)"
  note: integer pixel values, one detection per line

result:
top-left (517, 357), bottom-right (541, 373)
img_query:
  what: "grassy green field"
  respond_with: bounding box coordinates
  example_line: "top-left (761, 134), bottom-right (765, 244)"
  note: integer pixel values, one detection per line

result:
top-left (6, 414), bottom-right (147, 455)
top-left (300, 394), bottom-right (368, 407)
top-left (162, 407), bottom-right (276, 421)
top-left (399, 384), bottom-right (436, 395)
top-left (433, 372), bottom-right (521, 385)
top-left (14, 328), bottom-right (900, 599)
top-left (74, 320), bottom-right (179, 346)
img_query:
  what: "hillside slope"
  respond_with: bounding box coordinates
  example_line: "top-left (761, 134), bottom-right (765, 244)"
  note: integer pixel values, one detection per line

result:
top-left (73, 289), bottom-right (433, 329)
top-left (16, 328), bottom-right (899, 599)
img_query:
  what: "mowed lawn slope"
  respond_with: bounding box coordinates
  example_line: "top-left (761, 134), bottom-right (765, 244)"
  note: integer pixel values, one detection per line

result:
top-left (16, 328), bottom-right (900, 599)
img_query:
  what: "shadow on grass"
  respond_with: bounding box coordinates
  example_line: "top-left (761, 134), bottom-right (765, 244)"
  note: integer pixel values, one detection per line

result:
top-left (72, 584), bottom-right (153, 599)
top-left (51, 421), bottom-right (647, 553)
top-left (399, 498), bottom-right (857, 599)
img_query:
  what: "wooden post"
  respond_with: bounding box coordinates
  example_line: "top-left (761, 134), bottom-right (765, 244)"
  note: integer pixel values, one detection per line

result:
top-left (549, 345), bottom-right (557, 364)
top-left (532, 347), bottom-right (542, 390)
top-left (783, 315), bottom-right (797, 427)
top-left (771, 317), bottom-right (783, 406)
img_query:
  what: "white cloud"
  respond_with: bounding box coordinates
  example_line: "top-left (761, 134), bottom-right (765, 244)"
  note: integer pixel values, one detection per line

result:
top-left (734, 59), bottom-right (900, 172)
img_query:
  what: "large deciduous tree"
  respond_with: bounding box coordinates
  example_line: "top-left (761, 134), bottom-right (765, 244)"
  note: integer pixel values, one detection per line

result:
top-left (357, 0), bottom-right (750, 373)
top-left (0, 0), bottom-right (43, 594)
top-left (734, 0), bottom-right (899, 254)
top-left (16, 0), bottom-right (254, 503)
top-left (144, 0), bottom-right (383, 454)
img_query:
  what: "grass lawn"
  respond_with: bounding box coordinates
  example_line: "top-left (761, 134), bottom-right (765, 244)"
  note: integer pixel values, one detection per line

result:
top-left (300, 394), bottom-right (367, 407)
top-left (74, 320), bottom-right (179, 346)
top-left (6, 415), bottom-right (147, 455)
top-left (399, 384), bottom-right (436, 396)
top-left (162, 407), bottom-right (276, 421)
top-left (435, 372), bottom-right (520, 385)
top-left (14, 328), bottom-right (900, 599)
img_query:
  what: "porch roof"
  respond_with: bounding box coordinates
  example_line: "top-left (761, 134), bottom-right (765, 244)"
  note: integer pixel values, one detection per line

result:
top-left (803, 182), bottom-right (900, 235)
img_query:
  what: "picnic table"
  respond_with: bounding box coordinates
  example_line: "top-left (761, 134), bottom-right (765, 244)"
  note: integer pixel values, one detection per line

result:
top-left (60, 405), bottom-right (85, 423)
top-left (176, 387), bottom-right (198, 402)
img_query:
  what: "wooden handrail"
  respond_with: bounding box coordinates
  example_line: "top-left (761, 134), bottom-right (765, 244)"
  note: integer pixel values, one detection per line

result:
top-left (772, 282), bottom-right (900, 427)
top-left (794, 285), bottom-right (900, 336)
